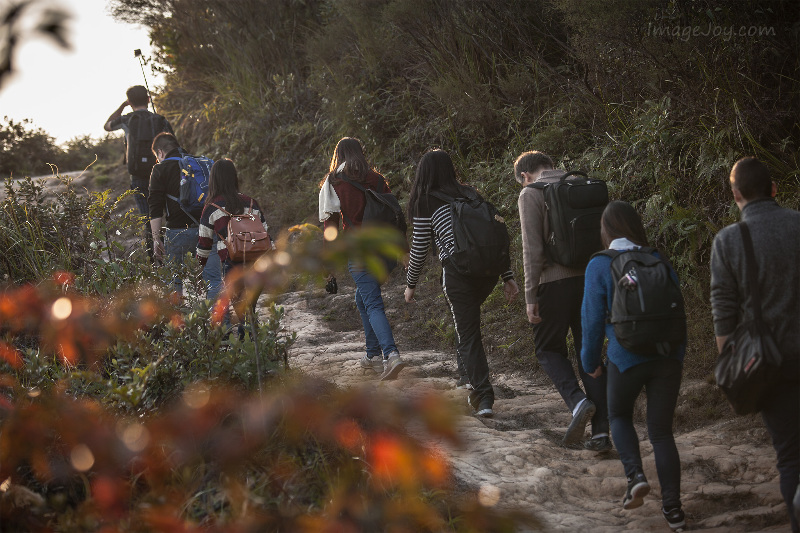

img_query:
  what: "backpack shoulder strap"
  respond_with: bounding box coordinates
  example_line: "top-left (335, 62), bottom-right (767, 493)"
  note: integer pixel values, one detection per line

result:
top-left (337, 172), bottom-right (368, 193)
top-left (592, 249), bottom-right (618, 260)
top-left (209, 202), bottom-right (233, 217)
top-left (429, 190), bottom-right (455, 203)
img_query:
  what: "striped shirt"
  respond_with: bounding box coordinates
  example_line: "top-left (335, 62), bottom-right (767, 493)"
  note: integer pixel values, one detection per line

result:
top-left (406, 194), bottom-right (514, 288)
top-left (197, 194), bottom-right (272, 266)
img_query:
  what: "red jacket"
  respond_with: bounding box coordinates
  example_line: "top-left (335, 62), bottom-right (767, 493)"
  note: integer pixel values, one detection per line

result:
top-left (323, 170), bottom-right (391, 232)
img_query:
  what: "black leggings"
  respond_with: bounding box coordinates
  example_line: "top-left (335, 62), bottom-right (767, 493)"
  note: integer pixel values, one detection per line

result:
top-left (441, 265), bottom-right (498, 406)
top-left (607, 358), bottom-right (683, 510)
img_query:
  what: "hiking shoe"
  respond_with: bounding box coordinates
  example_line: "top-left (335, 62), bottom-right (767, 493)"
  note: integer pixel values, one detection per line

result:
top-left (455, 376), bottom-right (473, 390)
top-left (662, 507), bottom-right (686, 531)
top-left (467, 395), bottom-right (494, 418)
top-left (563, 399), bottom-right (596, 446)
top-left (379, 352), bottom-right (405, 381)
top-left (584, 436), bottom-right (613, 453)
top-left (622, 472), bottom-right (650, 510)
top-left (359, 355), bottom-right (383, 374)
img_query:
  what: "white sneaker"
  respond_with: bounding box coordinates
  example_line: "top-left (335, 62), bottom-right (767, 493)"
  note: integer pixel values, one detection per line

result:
top-left (379, 352), bottom-right (406, 381)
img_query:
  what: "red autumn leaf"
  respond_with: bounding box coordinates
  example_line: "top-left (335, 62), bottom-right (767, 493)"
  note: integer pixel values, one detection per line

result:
top-left (211, 295), bottom-right (230, 325)
top-left (0, 341), bottom-right (23, 368)
top-left (333, 419), bottom-right (363, 451)
top-left (52, 270), bottom-right (75, 287)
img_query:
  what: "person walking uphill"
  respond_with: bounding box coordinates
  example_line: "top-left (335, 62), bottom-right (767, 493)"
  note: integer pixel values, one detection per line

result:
top-left (318, 137), bottom-right (406, 381)
top-left (148, 132), bottom-right (222, 302)
top-left (581, 201), bottom-right (686, 532)
top-left (710, 157), bottom-right (800, 532)
top-left (104, 85), bottom-right (173, 259)
top-left (405, 149), bottom-right (518, 418)
top-left (197, 159), bottom-right (274, 330)
top-left (514, 151), bottom-right (609, 450)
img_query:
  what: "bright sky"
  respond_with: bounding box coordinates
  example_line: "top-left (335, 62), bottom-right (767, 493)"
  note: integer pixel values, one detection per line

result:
top-left (0, 0), bottom-right (163, 145)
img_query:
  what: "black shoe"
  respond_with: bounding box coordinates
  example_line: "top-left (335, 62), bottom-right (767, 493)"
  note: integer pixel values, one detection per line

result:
top-left (467, 395), bottom-right (494, 418)
top-left (662, 506), bottom-right (686, 531)
top-left (584, 436), bottom-right (613, 453)
top-left (455, 375), bottom-right (473, 390)
top-left (623, 471), bottom-right (650, 510)
top-left (563, 400), bottom-right (596, 446)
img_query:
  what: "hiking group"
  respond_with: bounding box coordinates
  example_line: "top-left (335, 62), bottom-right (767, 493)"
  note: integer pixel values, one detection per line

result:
top-left (318, 139), bottom-right (798, 533)
top-left (104, 85), bottom-right (274, 334)
top-left (106, 85), bottom-right (798, 532)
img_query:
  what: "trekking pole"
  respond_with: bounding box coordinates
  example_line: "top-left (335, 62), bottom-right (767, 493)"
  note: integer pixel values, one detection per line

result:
top-left (248, 306), bottom-right (263, 396)
top-left (133, 49), bottom-right (157, 114)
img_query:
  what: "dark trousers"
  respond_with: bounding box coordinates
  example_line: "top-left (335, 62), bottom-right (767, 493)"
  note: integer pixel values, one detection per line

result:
top-left (442, 265), bottom-right (498, 406)
top-left (607, 359), bottom-right (683, 510)
top-left (131, 177), bottom-right (153, 258)
top-left (761, 361), bottom-right (799, 532)
top-left (533, 276), bottom-right (609, 435)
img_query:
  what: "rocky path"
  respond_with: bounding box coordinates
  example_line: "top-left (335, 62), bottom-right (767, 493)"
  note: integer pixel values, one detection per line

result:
top-left (274, 280), bottom-right (790, 532)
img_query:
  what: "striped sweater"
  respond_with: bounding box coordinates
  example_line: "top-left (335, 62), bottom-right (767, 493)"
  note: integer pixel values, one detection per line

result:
top-left (406, 194), bottom-right (514, 288)
top-left (197, 194), bottom-right (272, 266)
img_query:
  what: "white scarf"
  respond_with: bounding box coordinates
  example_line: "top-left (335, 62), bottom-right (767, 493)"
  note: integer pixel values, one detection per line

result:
top-left (318, 163), bottom-right (345, 222)
top-left (608, 237), bottom-right (641, 251)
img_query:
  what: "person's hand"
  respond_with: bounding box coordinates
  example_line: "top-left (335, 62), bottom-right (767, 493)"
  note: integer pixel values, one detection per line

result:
top-left (526, 302), bottom-right (542, 324)
top-left (404, 287), bottom-right (415, 303)
top-left (588, 365), bottom-right (604, 379)
top-left (153, 239), bottom-right (165, 262)
top-left (503, 279), bottom-right (519, 303)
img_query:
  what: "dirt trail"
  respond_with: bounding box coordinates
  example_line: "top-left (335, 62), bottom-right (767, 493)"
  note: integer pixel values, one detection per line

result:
top-left (273, 279), bottom-right (790, 532)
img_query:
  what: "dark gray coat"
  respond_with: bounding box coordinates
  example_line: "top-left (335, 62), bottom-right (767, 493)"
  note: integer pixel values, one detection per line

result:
top-left (710, 198), bottom-right (800, 359)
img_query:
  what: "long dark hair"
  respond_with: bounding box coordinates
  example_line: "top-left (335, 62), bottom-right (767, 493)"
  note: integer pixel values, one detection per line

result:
top-left (322, 137), bottom-right (370, 186)
top-left (408, 149), bottom-right (473, 219)
top-left (600, 201), bottom-right (650, 248)
top-left (207, 158), bottom-right (244, 215)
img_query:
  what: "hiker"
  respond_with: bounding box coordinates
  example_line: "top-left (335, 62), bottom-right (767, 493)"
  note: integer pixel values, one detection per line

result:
top-left (148, 132), bottom-right (222, 301)
top-left (404, 149), bottom-right (518, 417)
top-left (318, 137), bottom-right (406, 381)
top-left (514, 151), bottom-right (610, 449)
top-left (710, 157), bottom-right (800, 532)
top-left (581, 200), bottom-right (686, 531)
top-left (104, 85), bottom-right (173, 258)
top-left (197, 158), bottom-right (274, 330)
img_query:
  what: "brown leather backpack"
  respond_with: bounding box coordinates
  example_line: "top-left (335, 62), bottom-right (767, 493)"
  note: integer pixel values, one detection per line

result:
top-left (210, 199), bottom-right (272, 262)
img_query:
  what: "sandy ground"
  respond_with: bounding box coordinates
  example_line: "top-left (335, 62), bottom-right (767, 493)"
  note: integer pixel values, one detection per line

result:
top-left (272, 280), bottom-right (791, 532)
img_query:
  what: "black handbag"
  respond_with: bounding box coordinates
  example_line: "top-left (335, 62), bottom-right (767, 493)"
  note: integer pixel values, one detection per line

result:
top-left (714, 222), bottom-right (782, 415)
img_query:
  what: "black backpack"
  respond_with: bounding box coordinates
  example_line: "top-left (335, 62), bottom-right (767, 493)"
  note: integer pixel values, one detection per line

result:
top-left (338, 173), bottom-right (407, 235)
top-left (528, 171), bottom-right (608, 268)
top-left (597, 248), bottom-right (686, 357)
top-left (125, 111), bottom-right (168, 178)
top-left (430, 189), bottom-right (511, 278)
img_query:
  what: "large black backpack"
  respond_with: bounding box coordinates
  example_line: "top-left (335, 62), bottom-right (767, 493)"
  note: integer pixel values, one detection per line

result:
top-left (597, 248), bottom-right (686, 357)
top-left (125, 111), bottom-right (168, 178)
top-left (430, 189), bottom-right (511, 278)
top-left (338, 173), bottom-right (407, 235)
top-left (528, 171), bottom-right (608, 268)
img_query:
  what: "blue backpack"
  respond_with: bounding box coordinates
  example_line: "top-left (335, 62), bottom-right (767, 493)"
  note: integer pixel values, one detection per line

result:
top-left (164, 150), bottom-right (213, 222)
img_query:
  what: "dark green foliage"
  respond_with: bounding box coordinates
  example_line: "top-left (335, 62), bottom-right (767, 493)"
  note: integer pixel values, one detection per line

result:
top-left (0, 173), bottom-right (144, 283)
top-left (109, 0), bottom-right (799, 375)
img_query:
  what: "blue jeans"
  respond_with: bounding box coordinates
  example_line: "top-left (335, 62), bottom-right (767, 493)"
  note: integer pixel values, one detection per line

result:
top-left (608, 358), bottom-right (683, 510)
top-left (348, 263), bottom-right (397, 359)
top-left (164, 227), bottom-right (222, 301)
